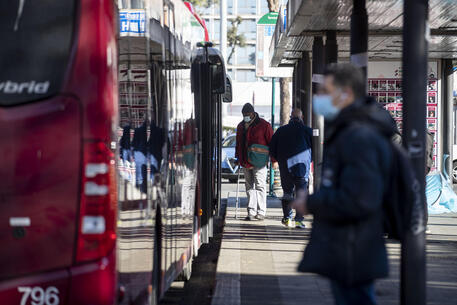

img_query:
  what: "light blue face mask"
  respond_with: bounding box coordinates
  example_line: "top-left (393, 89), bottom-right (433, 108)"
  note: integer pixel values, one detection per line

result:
top-left (312, 95), bottom-right (340, 120)
top-left (244, 116), bottom-right (251, 123)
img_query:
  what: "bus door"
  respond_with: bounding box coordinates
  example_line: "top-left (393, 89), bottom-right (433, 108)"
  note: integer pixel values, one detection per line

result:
top-left (191, 44), bottom-right (231, 244)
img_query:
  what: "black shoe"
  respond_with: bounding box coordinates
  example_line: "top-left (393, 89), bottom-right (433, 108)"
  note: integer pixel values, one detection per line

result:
top-left (255, 214), bottom-right (265, 221)
top-left (244, 215), bottom-right (254, 221)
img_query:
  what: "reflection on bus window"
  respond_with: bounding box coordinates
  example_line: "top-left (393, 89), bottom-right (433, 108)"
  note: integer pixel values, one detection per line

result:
top-left (222, 135), bottom-right (236, 147)
top-left (148, 120), bottom-right (165, 183)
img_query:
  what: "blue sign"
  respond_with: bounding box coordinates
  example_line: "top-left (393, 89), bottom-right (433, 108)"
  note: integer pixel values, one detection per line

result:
top-left (120, 11), bottom-right (146, 34)
top-left (265, 25), bottom-right (275, 36)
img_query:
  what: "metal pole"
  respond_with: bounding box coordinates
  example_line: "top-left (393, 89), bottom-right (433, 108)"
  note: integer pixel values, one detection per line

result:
top-left (302, 51), bottom-right (312, 127)
top-left (269, 77), bottom-right (276, 196)
top-left (350, 0), bottom-right (368, 92)
top-left (220, 0), bottom-right (228, 120)
top-left (296, 59), bottom-right (302, 110)
top-left (325, 31), bottom-right (338, 65)
top-left (293, 62), bottom-right (298, 109)
top-left (442, 59), bottom-right (454, 181)
top-left (401, 0), bottom-right (428, 303)
top-left (220, 0), bottom-right (227, 62)
top-left (235, 167), bottom-right (241, 219)
top-left (312, 37), bottom-right (325, 190)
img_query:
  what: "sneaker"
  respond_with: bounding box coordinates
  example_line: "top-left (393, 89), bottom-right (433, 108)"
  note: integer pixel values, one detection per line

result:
top-left (255, 214), bottom-right (265, 221)
top-left (281, 218), bottom-right (287, 225)
top-left (295, 220), bottom-right (306, 229)
top-left (244, 215), bottom-right (254, 221)
top-left (283, 218), bottom-right (294, 228)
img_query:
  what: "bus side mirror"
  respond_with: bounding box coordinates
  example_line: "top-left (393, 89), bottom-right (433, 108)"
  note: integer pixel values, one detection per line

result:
top-left (222, 76), bottom-right (232, 103)
top-left (211, 63), bottom-right (225, 94)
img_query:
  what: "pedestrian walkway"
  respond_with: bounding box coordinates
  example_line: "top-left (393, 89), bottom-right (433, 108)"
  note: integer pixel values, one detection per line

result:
top-left (212, 195), bottom-right (457, 305)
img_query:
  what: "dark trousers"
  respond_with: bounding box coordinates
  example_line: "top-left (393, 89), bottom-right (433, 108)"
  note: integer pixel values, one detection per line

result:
top-left (279, 162), bottom-right (308, 221)
top-left (330, 280), bottom-right (376, 305)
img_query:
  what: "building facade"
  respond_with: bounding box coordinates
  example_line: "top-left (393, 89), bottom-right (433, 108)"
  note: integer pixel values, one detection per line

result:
top-left (200, 0), bottom-right (270, 83)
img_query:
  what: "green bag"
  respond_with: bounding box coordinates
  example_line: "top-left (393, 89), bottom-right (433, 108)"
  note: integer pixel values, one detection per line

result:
top-left (247, 144), bottom-right (269, 168)
top-left (183, 144), bottom-right (195, 169)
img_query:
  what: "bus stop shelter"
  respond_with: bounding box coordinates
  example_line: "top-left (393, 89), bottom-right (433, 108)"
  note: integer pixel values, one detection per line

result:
top-left (269, 0), bottom-right (456, 304)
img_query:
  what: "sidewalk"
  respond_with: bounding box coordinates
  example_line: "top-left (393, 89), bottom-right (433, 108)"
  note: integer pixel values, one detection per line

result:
top-left (212, 195), bottom-right (457, 305)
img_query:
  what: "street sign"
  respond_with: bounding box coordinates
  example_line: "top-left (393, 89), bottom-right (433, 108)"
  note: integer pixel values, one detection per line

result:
top-left (256, 12), bottom-right (292, 78)
top-left (119, 10), bottom-right (146, 36)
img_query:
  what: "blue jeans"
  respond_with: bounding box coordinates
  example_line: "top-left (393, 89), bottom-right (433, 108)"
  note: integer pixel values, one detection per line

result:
top-left (133, 151), bottom-right (147, 191)
top-left (279, 162), bottom-right (307, 221)
top-left (330, 280), bottom-right (377, 305)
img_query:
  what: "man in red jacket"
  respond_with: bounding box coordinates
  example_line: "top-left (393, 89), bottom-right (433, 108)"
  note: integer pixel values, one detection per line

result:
top-left (235, 103), bottom-right (275, 220)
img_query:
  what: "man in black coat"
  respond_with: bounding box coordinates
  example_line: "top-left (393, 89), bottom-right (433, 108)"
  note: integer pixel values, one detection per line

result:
top-left (293, 63), bottom-right (396, 305)
top-left (269, 108), bottom-right (312, 229)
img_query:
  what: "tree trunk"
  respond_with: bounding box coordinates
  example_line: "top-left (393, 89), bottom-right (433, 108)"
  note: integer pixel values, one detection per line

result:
top-left (279, 78), bottom-right (291, 126)
top-left (266, 0), bottom-right (279, 12)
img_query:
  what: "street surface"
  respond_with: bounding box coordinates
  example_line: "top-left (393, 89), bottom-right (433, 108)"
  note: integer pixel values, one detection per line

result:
top-left (162, 180), bottom-right (457, 305)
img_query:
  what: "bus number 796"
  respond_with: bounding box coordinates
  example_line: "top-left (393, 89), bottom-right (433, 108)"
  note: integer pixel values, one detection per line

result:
top-left (17, 287), bottom-right (59, 305)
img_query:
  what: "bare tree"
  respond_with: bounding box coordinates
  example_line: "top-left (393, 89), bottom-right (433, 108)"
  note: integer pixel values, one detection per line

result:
top-left (188, 0), bottom-right (219, 10)
top-left (227, 16), bottom-right (246, 65)
top-left (266, 0), bottom-right (290, 126)
top-left (280, 77), bottom-right (291, 125)
top-left (266, 0), bottom-right (279, 13)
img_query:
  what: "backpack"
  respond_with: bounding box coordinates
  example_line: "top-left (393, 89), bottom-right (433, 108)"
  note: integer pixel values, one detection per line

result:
top-left (334, 117), bottom-right (425, 241)
top-left (330, 104), bottom-right (427, 242)
top-left (383, 141), bottom-right (426, 241)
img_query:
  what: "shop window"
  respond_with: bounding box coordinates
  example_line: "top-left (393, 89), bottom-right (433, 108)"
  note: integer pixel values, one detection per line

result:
top-left (238, 19), bottom-right (256, 40)
top-left (237, 70), bottom-right (256, 82)
top-left (236, 45), bottom-right (255, 65)
top-left (131, 0), bottom-right (144, 9)
top-left (238, 0), bottom-right (256, 14)
top-left (259, 1), bottom-right (270, 15)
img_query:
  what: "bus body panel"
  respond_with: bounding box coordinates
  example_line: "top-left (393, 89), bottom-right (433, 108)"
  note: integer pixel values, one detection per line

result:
top-left (0, 96), bottom-right (81, 280)
top-left (0, 0), bottom-right (118, 303)
top-left (0, 269), bottom-right (70, 305)
top-left (64, 0), bottom-right (118, 142)
top-left (67, 251), bottom-right (116, 305)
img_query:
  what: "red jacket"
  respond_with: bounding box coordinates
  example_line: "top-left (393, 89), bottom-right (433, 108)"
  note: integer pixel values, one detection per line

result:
top-left (235, 114), bottom-right (274, 168)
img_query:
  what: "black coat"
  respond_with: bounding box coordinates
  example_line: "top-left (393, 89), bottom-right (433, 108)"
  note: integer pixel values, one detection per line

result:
top-left (120, 125), bottom-right (131, 157)
top-left (148, 122), bottom-right (165, 165)
top-left (269, 118), bottom-right (312, 179)
top-left (299, 97), bottom-right (396, 286)
top-left (132, 121), bottom-right (148, 155)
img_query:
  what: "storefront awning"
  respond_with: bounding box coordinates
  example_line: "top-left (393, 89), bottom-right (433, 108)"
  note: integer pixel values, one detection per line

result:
top-left (270, 0), bottom-right (457, 66)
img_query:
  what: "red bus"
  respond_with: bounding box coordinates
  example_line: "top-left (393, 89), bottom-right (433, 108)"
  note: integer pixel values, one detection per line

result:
top-left (0, 0), bottom-right (230, 304)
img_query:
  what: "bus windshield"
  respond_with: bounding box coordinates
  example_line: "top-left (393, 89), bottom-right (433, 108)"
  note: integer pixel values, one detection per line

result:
top-left (0, 1), bottom-right (76, 106)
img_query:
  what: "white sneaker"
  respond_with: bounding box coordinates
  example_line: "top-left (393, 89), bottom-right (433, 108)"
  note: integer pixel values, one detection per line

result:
top-left (287, 219), bottom-right (295, 228)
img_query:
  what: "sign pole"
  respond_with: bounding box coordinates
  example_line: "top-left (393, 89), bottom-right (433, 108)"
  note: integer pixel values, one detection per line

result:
top-left (269, 77), bottom-right (276, 197)
top-left (401, 0), bottom-right (428, 304)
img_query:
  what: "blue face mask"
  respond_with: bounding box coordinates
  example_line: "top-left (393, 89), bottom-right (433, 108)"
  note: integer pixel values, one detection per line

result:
top-left (312, 95), bottom-right (340, 120)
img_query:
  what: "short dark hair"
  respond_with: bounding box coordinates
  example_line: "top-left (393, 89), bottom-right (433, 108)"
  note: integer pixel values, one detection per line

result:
top-left (324, 63), bottom-right (365, 99)
top-left (242, 103), bottom-right (255, 115)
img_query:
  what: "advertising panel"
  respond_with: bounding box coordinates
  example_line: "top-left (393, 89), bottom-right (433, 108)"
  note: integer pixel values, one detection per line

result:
top-left (368, 61), bottom-right (439, 170)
